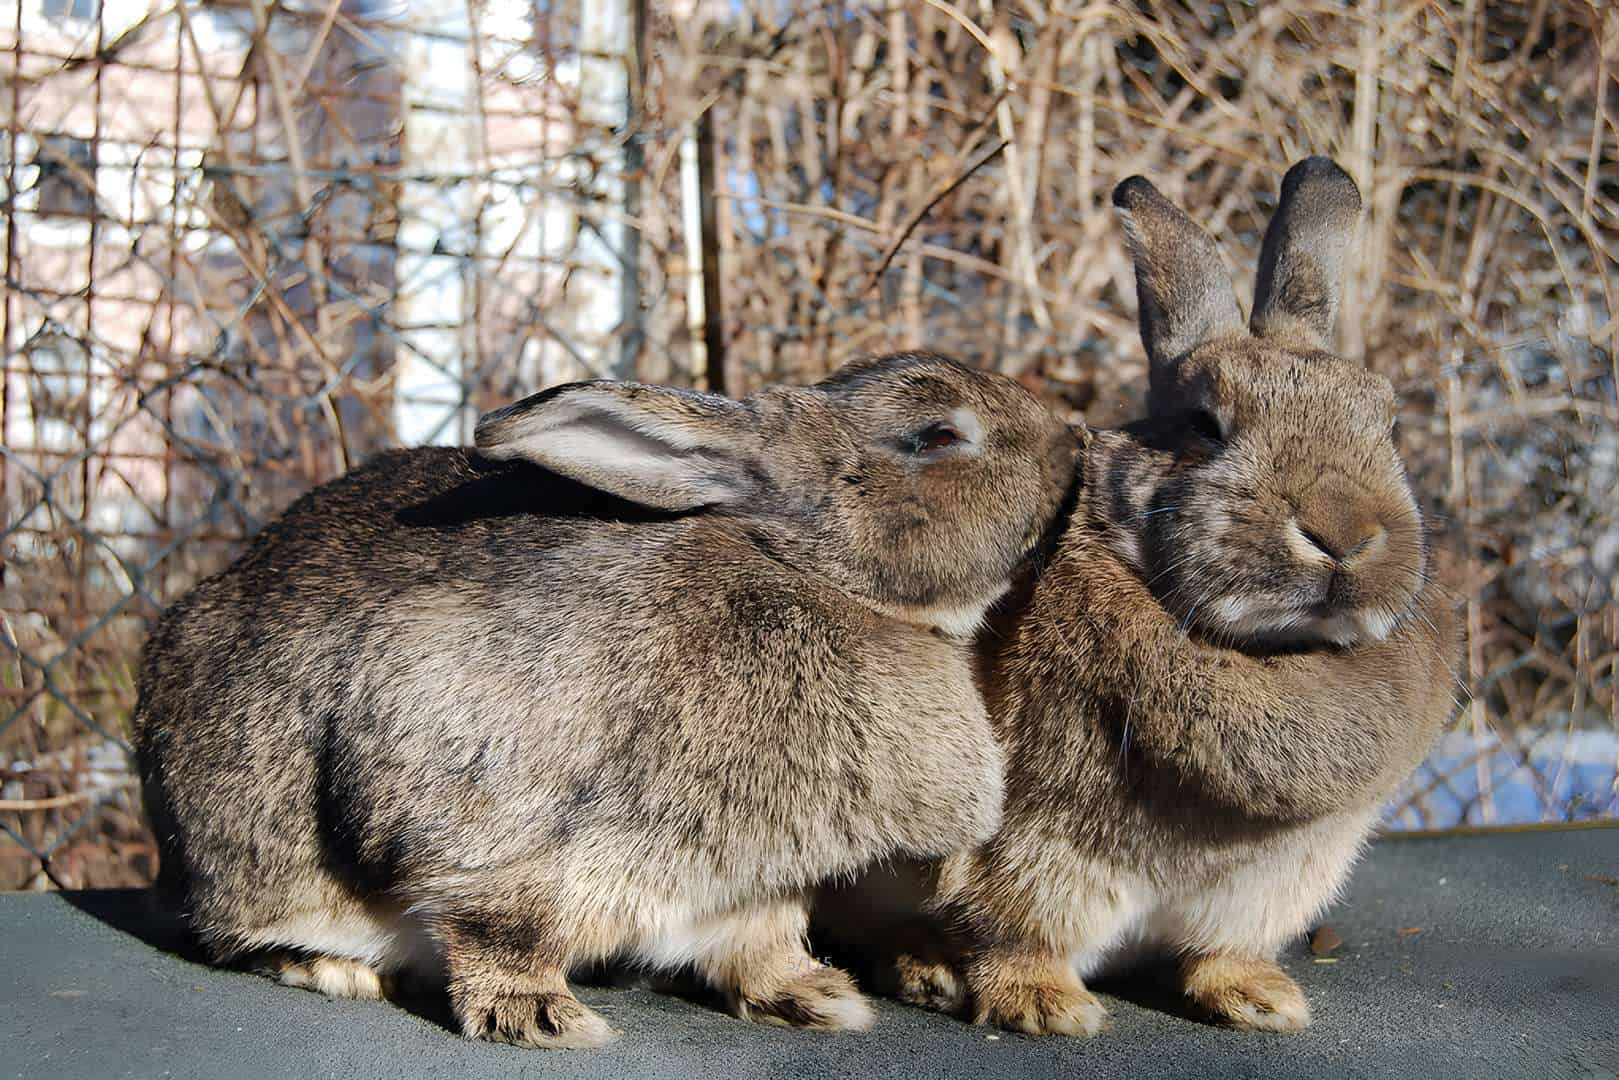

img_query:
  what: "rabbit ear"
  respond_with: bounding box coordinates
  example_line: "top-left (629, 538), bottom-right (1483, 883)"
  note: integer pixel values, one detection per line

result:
top-left (1112, 176), bottom-right (1245, 385)
top-left (474, 382), bottom-right (761, 511)
top-left (1250, 157), bottom-right (1363, 348)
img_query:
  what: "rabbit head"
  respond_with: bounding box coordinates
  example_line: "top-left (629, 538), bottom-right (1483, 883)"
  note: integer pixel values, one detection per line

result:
top-left (1096, 157), bottom-right (1424, 649)
top-left (476, 351), bottom-right (1079, 637)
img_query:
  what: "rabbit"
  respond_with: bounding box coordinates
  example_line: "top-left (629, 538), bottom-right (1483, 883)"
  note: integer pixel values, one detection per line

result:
top-left (817, 159), bottom-right (1461, 1035)
top-left (133, 351), bottom-right (1081, 1049)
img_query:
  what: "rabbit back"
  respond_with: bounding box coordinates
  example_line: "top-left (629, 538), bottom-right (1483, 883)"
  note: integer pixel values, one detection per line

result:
top-left (135, 445), bottom-right (1003, 959)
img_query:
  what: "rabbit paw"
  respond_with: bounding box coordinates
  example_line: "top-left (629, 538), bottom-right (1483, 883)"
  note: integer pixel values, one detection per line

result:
top-left (734, 963), bottom-right (876, 1031)
top-left (1183, 955), bottom-right (1312, 1032)
top-left (893, 953), bottom-right (967, 1015)
top-left (273, 955), bottom-right (384, 1001)
top-left (454, 989), bottom-right (617, 1049)
top-left (973, 978), bottom-right (1110, 1037)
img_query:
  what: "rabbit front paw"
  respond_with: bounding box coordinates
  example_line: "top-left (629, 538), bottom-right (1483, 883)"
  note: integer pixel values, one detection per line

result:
top-left (969, 956), bottom-right (1110, 1038)
top-left (893, 952), bottom-right (967, 1015)
top-left (974, 981), bottom-right (1110, 1037)
top-left (272, 954), bottom-right (384, 1000)
top-left (1182, 954), bottom-right (1312, 1032)
top-left (453, 987), bottom-right (617, 1049)
top-left (733, 963), bottom-right (876, 1031)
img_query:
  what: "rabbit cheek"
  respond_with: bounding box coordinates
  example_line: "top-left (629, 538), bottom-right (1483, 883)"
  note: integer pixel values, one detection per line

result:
top-left (1153, 476), bottom-right (1254, 630)
top-left (846, 491), bottom-right (1022, 635)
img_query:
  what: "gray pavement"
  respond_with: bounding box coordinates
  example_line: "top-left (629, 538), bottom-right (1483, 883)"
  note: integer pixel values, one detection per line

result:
top-left (4, 827), bottom-right (1617, 1079)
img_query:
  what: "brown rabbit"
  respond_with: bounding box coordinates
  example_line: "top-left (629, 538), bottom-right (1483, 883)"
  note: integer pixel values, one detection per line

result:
top-left (134, 352), bottom-right (1079, 1049)
top-left (822, 159), bottom-right (1461, 1035)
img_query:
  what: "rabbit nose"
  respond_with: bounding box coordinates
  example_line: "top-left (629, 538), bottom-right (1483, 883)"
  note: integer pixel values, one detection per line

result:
top-left (1340, 525), bottom-right (1387, 563)
top-left (1293, 518), bottom-right (1385, 564)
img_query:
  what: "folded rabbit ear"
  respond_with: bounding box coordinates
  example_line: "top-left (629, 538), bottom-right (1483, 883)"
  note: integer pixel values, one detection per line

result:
top-left (1250, 157), bottom-right (1363, 349)
top-left (1112, 175), bottom-right (1245, 394)
top-left (475, 382), bottom-right (761, 511)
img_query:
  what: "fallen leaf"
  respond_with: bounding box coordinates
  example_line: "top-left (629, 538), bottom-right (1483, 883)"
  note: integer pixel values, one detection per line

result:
top-left (1310, 926), bottom-right (1343, 956)
top-left (1396, 927), bottom-right (1423, 937)
top-left (1585, 873), bottom-right (1618, 887)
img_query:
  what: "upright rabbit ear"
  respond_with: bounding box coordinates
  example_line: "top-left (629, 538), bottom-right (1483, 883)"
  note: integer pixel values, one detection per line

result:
top-left (1112, 176), bottom-right (1245, 394)
top-left (1250, 157), bottom-right (1363, 348)
top-left (474, 382), bottom-right (761, 511)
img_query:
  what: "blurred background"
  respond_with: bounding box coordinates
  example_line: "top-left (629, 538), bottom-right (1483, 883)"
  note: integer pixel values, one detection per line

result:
top-left (1, 0), bottom-right (1615, 890)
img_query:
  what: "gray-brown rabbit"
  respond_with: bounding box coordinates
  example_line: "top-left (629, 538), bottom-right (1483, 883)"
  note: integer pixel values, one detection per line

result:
top-left (133, 352), bottom-right (1079, 1048)
top-left (822, 160), bottom-right (1461, 1035)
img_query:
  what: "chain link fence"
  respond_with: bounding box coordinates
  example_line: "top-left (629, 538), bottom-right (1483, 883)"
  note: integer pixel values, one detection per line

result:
top-left (3, 0), bottom-right (1616, 889)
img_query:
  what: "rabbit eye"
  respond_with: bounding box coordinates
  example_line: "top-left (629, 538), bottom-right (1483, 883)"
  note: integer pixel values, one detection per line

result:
top-left (909, 422), bottom-right (964, 454)
top-left (1187, 410), bottom-right (1225, 443)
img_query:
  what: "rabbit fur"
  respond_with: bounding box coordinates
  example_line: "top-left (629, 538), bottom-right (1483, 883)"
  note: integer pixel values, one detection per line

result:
top-left (818, 159), bottom-right (1461, 1037)
top-left (133, 352), bottom-right (1080, 1048)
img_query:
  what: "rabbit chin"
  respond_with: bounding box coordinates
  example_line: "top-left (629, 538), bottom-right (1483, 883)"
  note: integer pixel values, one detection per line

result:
top-left (1202, 595), bottom-right (1401, 649)
top-left (870, 580), bottom-right (1012, 640)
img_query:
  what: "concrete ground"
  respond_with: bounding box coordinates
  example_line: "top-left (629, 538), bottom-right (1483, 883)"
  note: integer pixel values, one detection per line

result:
top-left (4, 828), bottom-right (1616, 1080)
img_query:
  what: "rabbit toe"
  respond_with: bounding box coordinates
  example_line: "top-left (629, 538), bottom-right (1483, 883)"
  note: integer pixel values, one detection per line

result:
top-left (455, 989), bottom-right (618, 1049)
top-left (974, 979), bottom-right (1110, 1038)
top-left (893, 953), bottom-right (967, 1015)
top-left (734, 963), bottom-right (876, 1031)
top-left (1184, 955), bottom-right (1312, 1032)
top-left (274, 955), bottom-right (384, 1001)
